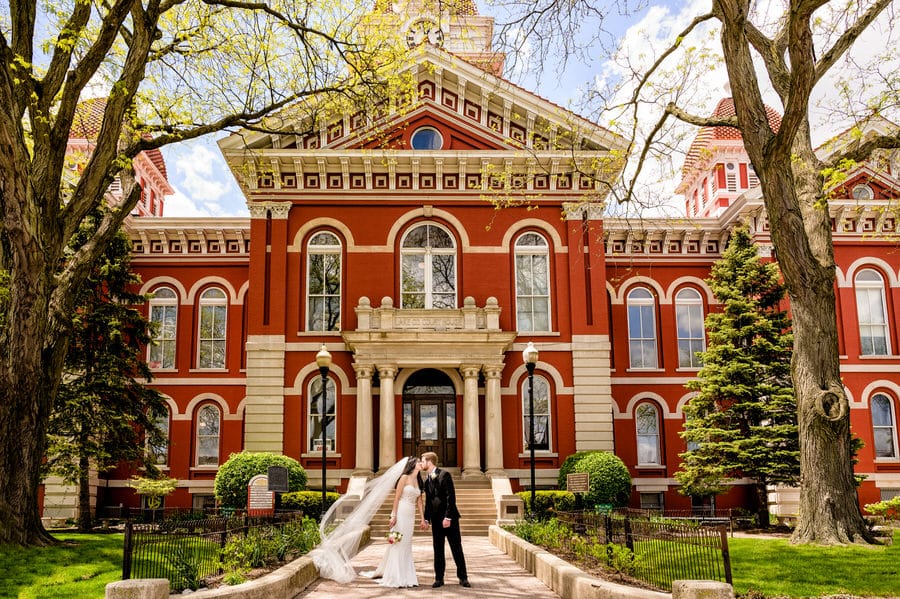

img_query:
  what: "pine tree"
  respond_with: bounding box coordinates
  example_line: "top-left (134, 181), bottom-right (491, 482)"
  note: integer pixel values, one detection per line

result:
top-left (677, 227), bottom-right (799, 527)
top-left (45, 214), bottom-right (167, 532)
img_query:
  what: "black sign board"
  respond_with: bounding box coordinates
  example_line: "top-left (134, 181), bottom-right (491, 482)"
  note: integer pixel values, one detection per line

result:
top-left (267, 466), bottom-right (289, 493)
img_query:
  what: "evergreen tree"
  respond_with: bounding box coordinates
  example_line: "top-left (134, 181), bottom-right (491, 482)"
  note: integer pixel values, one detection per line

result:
top-left (677, 227), bottom-right (799, 527)
top-left (45, 215), bottom-right (166, 531)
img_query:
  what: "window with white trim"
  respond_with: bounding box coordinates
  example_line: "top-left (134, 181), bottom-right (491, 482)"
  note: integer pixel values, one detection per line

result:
top-left (675, 288), bottom-right (705, 368)
top-left (515, 233), bottom-right (551, 332)
top-left (400, 223), bottom-right (456, 309)
top-left (196, 404), bottom-right (220, 466)
top-left (725, 163), bottom-right (737, 192)
top-left (636, 403), bottom-right (662, 465)
top-left (852, 184), bottom-right (873, 201)
top-left (872, 393), bottom-right (898, 459)
top-left (198, 288), bottom-right (227, 369)
top-left (627, 288), bottom-right (658, 369)
top-left (307, 232), bottom-right (341, 331)
top-left (150, 406), bottom-right (170, 466)
top-left (855, 269), bottom-right (890, 356)
top-left (308, 376), bottom-right (337, 452)
top-left (522, 374), bottom-right (551, 451)
top-left (148, 287), bottom-right (177, 369)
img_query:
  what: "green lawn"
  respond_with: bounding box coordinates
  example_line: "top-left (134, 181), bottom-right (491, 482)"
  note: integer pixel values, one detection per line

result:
top-left (0, 532), bottom-right (123, 599)
top-left (729, 532), bottom-right (900, 597)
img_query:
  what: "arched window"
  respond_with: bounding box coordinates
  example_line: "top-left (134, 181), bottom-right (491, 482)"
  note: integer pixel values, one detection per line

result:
top-left (675, 288), bottom-right (705, 368)
top-left (522, 374), bottom-right (551, 451)
top-left (515, 233), bottom-right (551, 332)
top-left (149, 406), bottom-right (170, 466)
top-left (852, 184), bottom-right (874, 201)
top-left (198, 288), bottom-right (227, 369)
top-left (872, 394), bottom-right (898, 459)
top-left (627, 287), bottom-right (658, 369)
top-left (855, 269), bottom-right (890, 356)
top-left (196, 404), bottom-right (221, 465)
top-left (148, 287), bottom-right (177, 369)
top-left (308, 376), bottom-right (337, 452)
top-left (400, 223), bottom-right (456, 309)
top-left (307, 232), bottom-right (342, 331)
top-left (636, 403), bottom-right (662, 465)
top-left (410, 127), bottom-right (443, 150)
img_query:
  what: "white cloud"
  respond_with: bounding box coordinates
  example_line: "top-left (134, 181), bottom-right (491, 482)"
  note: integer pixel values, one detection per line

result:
top-left (161, 136), bottom-right (248, 217)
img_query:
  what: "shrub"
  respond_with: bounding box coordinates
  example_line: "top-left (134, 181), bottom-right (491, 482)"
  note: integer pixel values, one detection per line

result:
top-left (505, 517), bottom-right (572, 549)
top-left (516, 490), bottom-right (576, 520)
top-left (214, 452), bottom-right (307, 509)
top-left (865, 496), bottom-right (900, 521)
top-left (281, 490), bottom-right (339, 521)
top-left (572, 451), bottom-right (631, 508)
top-left (558, 451), bottom-right (594, 489)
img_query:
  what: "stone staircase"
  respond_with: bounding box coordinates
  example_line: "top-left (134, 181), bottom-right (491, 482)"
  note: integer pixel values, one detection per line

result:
top-left (369, 478), bottom-right (496, 538)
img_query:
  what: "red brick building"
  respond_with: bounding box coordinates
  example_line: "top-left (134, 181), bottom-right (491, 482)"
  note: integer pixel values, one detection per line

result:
top-left (61, 2), bottom-right (900, 521)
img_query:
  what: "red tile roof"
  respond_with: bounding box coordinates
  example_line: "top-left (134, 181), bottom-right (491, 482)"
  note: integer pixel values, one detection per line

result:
top-left (70, 98), bottom-right (168, 179)
top-left (681, 98), bottom-right (782, 178)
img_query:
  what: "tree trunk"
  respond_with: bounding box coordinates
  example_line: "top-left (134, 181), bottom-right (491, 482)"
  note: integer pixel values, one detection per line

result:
top-left (77, 453), bottom-right (93, 532)
top-left (754, 483), bottom-right (770, 529)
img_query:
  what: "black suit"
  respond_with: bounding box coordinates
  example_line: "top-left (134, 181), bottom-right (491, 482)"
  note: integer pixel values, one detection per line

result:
top-left (423, 468), bottom-right (467, 582)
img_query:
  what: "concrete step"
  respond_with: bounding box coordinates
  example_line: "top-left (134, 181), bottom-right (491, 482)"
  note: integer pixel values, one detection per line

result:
top-left (368, 485), bottom-right (497, 537)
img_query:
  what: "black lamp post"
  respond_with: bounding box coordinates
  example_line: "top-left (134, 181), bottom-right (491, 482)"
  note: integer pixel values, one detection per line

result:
top-left (522, 341), bottom-right (539, 519)
top-left (315, 344), bottom-right (332, 513)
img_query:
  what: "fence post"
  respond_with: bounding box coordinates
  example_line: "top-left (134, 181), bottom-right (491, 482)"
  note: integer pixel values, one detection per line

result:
top-left (624, 516), bottom-right (634, 552)
top-left (122, 521), bottom-right (133, 580)
top-left (719, 526), bottom-right (733, 585)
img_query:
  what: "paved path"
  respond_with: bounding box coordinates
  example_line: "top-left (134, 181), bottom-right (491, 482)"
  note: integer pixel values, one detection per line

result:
top-left (295, 535), bottom-right (561, 598)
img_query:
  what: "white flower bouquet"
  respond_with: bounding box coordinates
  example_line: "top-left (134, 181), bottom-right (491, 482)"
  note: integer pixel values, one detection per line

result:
top-left (386, 530), bottom-right (403, 544)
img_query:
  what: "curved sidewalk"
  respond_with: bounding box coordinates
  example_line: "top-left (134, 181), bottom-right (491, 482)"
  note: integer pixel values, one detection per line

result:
top-left (295, 535), bottom-right (562, 598)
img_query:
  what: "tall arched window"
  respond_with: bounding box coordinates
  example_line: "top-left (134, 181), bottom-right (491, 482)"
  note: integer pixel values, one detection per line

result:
top-left (522, 374), bottom-right (551, 451)
top-left (515, 233), bottom-right (551, 332)
top-left (675, 288), bottom-right (705, 368)
top-left (308, 376), bottom-right (337, 452)
top-left (636, 403), bottom-right (662, 465)
top-left (872, 394), bottom-right (898, 459)
top-left (196, 404), bottom-right (221, 465)
top-left (627, 287), bottom-right (658, 369)
top-left (148, 287), bottom-right (177, 369)
top-left (149, 406), bottom-right (170, 466)
top-left (855, 269), bottom-right (890, 356)
top-left (198, 288), bottom-right (227, 369)
top-left (307, 232), bottom-right (341, 331)
top-left (400, 223), bottom-right (456, 308)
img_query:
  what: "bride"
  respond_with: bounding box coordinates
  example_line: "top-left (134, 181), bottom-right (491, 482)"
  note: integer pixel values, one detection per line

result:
top-left (372, 457), bottom-right (423, 587)
top-left (311, 457), bottom-right (422, 585)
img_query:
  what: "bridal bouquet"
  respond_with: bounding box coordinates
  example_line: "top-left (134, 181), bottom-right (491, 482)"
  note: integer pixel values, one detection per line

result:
top-left (386, 530), bottom-right (403, 544)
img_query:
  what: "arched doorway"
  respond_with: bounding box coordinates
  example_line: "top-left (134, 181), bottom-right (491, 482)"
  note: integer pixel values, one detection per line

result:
top-left (402, 369), bottom-right (457, 466)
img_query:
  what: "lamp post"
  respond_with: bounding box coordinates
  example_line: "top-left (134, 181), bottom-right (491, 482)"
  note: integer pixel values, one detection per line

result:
top-left (315, 344), bottom-right (332, 513)
top-left (522, 341), bottom-right (539, 519)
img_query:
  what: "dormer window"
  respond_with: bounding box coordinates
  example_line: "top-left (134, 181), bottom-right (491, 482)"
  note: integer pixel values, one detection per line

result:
top-left (852, 184), bottom-right (874, 201)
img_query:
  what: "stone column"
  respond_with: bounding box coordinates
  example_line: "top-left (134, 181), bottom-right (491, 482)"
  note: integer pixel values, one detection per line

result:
top-left (353, 364), bottom-right (374, 476)
top-left (460, 365), bottom-right (484, 479)
top-left (483, 364), bottom-right (505, 476)
top-left (378, 365), bottom-right (398, 472)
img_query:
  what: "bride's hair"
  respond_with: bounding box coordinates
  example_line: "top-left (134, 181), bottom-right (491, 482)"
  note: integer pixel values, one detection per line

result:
top-left (401, 456), bottom-right (418, 476)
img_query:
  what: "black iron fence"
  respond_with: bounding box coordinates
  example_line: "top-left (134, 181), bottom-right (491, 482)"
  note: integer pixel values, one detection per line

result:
top-left (556, 511), bottom-right (732, 592)
top-left (122, 512), bottom-right (304, 591)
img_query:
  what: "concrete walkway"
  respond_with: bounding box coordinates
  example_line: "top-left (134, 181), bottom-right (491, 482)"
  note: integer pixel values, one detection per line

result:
top-left (295, 535), bottom-right (562, 598)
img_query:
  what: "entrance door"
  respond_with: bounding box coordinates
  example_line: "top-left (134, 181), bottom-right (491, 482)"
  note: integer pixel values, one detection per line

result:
top-left (402, 369), bottom-right (457, 467)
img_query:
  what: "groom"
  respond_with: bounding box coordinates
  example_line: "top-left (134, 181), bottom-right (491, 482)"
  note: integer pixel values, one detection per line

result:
top-left (419, 452), bottom-right (470, 588)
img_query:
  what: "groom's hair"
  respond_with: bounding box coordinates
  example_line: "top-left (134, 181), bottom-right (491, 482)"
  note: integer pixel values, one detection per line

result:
top-left (422, 451), bottom-right (438, 466)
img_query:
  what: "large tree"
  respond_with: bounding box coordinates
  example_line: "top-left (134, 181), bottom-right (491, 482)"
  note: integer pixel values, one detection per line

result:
top-left (495, 0), bottom-right (899, 543)
top-left (677, 227), bottom-right (799, 528)
top-left (45, 215), bottom-right (167, 532)
top-left (0, 0), bottom-right (411, 545)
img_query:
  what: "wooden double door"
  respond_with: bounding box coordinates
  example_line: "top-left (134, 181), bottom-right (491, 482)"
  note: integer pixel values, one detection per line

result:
top-left (401, 369), bottom-right (457, 467)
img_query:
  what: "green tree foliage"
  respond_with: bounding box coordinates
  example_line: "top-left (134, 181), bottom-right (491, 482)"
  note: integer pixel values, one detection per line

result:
top-left (677, 228), bottom-right (799, 526)
top-left (214, 452), bottom-right (307, 509)
top-left (44, 214), bottom-right (167, 531)
top-left (570, 451), bottom-right (631, 508)
top-left (557, 450), bottom-right (593, 489)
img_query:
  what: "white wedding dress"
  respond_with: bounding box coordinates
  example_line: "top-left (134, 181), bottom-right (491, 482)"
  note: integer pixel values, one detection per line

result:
top-left (373, 484), bottom-right (420, 588)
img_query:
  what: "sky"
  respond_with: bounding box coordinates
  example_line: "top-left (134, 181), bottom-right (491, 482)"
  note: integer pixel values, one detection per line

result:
top-left (159, 0), bottom-right (898, 218)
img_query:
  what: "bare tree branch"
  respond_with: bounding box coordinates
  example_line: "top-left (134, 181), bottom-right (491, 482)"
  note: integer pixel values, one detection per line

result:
top-left (665, 101), bottom-right (739, 127)
top-left (822, 131), bottom-right (900, 169)
top-left (814, 0), bottom-right (894, 84)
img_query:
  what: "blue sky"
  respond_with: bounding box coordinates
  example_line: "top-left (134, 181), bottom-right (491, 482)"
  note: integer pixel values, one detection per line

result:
top-left (159, 0), bottom-right (898, 217)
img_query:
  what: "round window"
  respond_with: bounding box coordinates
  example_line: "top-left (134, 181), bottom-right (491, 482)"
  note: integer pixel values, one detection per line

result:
top-left (410, 127), bottom-right (443, 150)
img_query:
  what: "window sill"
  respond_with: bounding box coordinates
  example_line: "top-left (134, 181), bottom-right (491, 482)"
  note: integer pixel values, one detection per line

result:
top-left (516, 331), bottom-right (561, 337)
top-left (675, 367), bottom-right (701, 373)
top-left (635, 464), bottom-right (666, 470)
top-left (857, 354), bottom-right (898, 360)
top-left (518, 452), bottom-right (558, 459)
top-left (625, 368), bottom-right (665, 373)
top-left (189, 368), bottom-right (229, 373)
top-left (150, 368), bottom-right (178, 373)
top-left (301, 452), bottom-right (343, 459)
top-left (190, 465), bottom-right (219, 472)
top-left (296, 331), bottom-right (343, 336)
